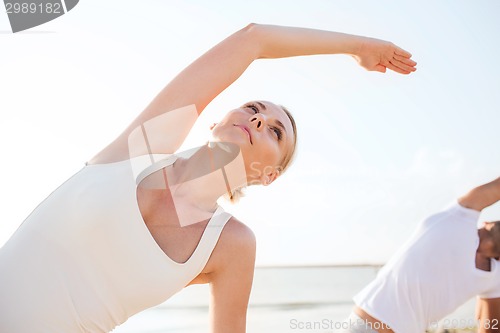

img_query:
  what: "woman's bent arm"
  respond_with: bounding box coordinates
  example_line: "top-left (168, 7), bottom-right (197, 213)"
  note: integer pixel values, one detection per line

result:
top-left (91, 23), bottom-right (416, 163)
top-left (140, 23), bottom-right (416, 121)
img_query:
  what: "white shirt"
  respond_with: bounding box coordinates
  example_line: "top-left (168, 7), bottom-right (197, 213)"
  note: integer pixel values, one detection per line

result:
top-left (353, 202), bottom-right (500, 333)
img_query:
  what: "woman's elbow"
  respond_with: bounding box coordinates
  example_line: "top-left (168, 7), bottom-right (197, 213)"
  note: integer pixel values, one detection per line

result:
top-left (232, 23), bottom-right (264, 59)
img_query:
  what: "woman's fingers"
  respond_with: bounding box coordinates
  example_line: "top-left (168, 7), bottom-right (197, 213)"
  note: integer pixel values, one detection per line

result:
top-left (386, 45), bottom-right (417, 74)
top-left (394, 47), bottom-right (412, 58)
top-left (382, 49), bottom-right (417, 74)
top-left (394, 54), bottom-right (417, 67)
top-left (386, 61), bottom-right (412, 75)
top-left (389, 58), bottom-right (416, 73)
top-left (356, 39), bottom-right (417, 74)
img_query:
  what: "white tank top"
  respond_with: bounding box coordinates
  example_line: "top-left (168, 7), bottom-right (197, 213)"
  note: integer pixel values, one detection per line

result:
top-left (0, 155), bottom-right (232, 332)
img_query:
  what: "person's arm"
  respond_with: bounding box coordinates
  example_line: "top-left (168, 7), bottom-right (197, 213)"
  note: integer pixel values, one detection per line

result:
top-left (138, 23), bottom-right (416, 121)
top-left (476, 297), bottom-right (500, 333)
top-left (458, 177), bottom-right (500, 212)
top-left (90, 24), bottom-right (416, 163)
top-left (206, 218), bottom-right (256, 333)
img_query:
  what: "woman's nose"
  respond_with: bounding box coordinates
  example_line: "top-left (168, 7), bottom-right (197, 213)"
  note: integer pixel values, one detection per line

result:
top-left (249, 113), bottom-right (265, 130)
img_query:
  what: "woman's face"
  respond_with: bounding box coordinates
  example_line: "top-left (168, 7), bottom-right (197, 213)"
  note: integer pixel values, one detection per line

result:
top-left (211, 100), bottom-right (295, 185)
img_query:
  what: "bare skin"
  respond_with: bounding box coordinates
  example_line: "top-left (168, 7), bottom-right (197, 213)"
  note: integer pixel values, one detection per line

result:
top-left (476, 297), bottom-right (500, 333)
top-left (353, 307), bottom-right (395, 333)
top-left (89, 24), bottom-right (417, 333)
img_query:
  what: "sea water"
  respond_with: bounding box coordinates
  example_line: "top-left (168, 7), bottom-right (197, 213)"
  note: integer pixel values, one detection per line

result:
top-left (113, 266), bottom-right (476, 333)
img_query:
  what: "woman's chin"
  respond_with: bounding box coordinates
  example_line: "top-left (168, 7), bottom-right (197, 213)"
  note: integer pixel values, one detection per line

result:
top-left (209, 137), bottom-right (248, 149)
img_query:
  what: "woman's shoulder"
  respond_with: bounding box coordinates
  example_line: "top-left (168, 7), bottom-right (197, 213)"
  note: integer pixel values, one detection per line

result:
top-left (199, 215), bottom-right (255, 279)
top-left (221, 216), bottom-right (256, 249)
top-left (206, 216), bottom-right (256, 273)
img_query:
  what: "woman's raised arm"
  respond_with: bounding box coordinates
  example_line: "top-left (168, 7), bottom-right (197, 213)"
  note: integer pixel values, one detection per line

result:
top-left (90, 24), bottom-right (416, 163)
top-left (140, 23), bottom-right (416, 120)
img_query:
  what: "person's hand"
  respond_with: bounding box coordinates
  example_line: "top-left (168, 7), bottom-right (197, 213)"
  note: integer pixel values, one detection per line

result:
top-left (352, 37), bottom-right (417, 74)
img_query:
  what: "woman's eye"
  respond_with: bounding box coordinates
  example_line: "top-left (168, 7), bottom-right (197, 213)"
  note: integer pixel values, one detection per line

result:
top-left (246, 104), bottom-right (259, 113)
top-left (272, 127), bottom-right (283, 141)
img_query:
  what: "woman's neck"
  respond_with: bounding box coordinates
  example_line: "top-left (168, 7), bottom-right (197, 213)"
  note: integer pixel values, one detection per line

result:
top-left (168, 143), bottom-right (248, 212)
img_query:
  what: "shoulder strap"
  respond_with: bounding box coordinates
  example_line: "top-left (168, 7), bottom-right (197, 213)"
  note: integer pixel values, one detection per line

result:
top-left (189, 206), bottom-right (232, 272)
top-left (135, 154), bottom-right (178, 185)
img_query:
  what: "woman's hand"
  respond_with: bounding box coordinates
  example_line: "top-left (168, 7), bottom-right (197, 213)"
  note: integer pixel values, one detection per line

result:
top-left (352, 37), bottom-right (417, 74)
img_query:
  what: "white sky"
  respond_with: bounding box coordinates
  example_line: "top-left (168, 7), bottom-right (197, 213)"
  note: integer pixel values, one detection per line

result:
top-left (1, 0), bottom-right (499, 266)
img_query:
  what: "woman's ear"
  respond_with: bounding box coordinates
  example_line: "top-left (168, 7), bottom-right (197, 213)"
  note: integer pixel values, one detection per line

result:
top-left (261, 167), bottom-right (280, 186)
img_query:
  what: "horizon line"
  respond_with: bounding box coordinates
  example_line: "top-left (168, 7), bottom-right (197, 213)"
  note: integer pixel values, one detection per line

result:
top-left (255, 263), bottom-right (384, 269)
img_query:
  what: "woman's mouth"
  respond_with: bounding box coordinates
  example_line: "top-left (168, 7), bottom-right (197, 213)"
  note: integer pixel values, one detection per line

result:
top-left (234, 124), bottom-right (252, 144)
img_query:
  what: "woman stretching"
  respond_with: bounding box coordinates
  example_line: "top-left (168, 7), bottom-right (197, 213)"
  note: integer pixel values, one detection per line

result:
top-left (0, 23), bottom-right (416, 332)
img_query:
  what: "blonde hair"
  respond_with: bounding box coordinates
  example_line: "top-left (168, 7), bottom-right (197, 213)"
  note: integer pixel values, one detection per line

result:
top-left (277, 105), bottom-right (298, 173)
